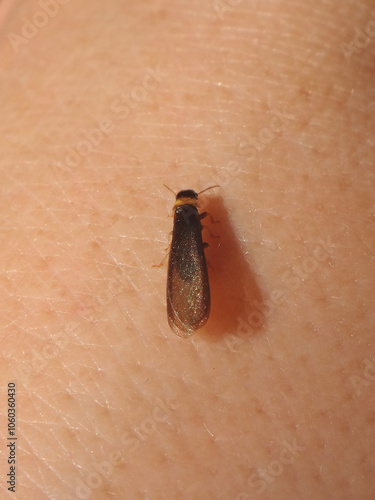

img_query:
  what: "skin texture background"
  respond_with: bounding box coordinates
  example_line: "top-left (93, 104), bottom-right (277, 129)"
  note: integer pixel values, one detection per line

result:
top-left (0, 0), bottom-right (374, 499)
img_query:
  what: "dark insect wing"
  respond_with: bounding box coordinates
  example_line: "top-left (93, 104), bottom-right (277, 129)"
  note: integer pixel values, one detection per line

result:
top-left (167, 205), bottom-right (210, 338)
top-left (163, 185), bottom-right (218, 338)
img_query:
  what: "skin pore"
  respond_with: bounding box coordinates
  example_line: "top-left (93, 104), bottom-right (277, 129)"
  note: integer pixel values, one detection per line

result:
top-left (0, 0), bottom-right (374, 499)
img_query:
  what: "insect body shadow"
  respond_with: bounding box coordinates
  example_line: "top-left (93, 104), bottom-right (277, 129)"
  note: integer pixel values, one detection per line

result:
top-left (201, 196), bottom-right (264, 342)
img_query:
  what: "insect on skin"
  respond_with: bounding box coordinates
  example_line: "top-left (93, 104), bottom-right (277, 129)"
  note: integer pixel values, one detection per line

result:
top-left (163, 185), bottom-right (219, 338)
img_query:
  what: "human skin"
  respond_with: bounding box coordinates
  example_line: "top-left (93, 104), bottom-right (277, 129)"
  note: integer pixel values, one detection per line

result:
top-left (0, 0), bottom-right (374, 499)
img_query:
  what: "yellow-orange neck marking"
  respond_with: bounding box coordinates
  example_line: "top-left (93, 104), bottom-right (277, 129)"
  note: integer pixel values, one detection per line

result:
top-left (173, 197), bottom-right (199, 212)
